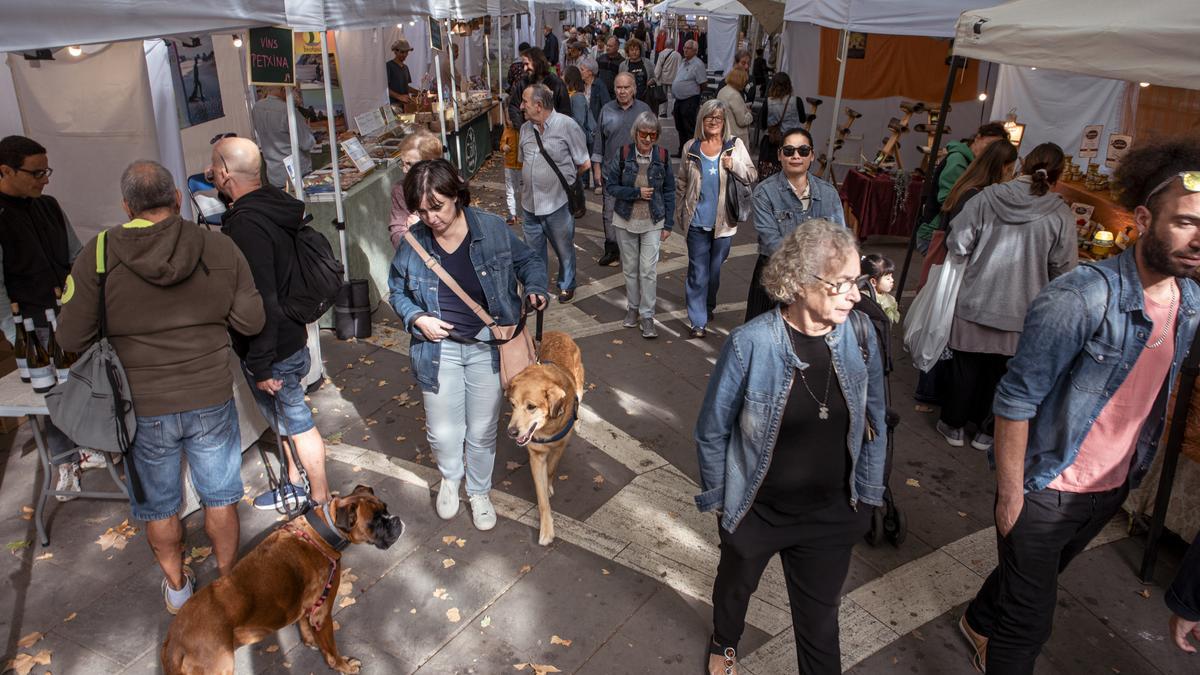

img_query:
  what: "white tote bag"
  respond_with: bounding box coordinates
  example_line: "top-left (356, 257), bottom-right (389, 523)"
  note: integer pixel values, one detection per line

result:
top-left (903, 258), bottom-right (967, 372)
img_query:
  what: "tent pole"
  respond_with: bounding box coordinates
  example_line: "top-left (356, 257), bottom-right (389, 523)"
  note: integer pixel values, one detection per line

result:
top-left (283, 87), bottom-right (305, 202)
top-left (896, 55), bottom-right (961, 298)
top-left (485, 29), bottom-right (493, 98)
top-left (318, 30), bottom-right (348, 281)
top-left (823, 28), bottom-right (848, 179)
top-left (447, 20), bottom-right (463, 172)
top-left (1140, 329), bottom-right (1200, 581)
top-left (434, 54), bottom-right (450, 160)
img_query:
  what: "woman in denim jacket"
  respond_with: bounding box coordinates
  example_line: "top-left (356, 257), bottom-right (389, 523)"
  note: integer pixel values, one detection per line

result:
top-left (388, 160), bottom-right (548, 531)
top-left (694, 220), bottom-right (887, 675)
top-left (603, 111), bottom-right (675, 339)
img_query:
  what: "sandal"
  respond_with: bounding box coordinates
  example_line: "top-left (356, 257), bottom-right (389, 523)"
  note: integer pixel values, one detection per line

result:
top-left (958, 613), bottom-right (988, 673)
top-left (707, 638), bottom-right (737, 675)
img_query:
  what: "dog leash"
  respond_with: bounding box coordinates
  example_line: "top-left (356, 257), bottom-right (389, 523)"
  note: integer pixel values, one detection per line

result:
top-left (257, 396), bottom-right (312, 518)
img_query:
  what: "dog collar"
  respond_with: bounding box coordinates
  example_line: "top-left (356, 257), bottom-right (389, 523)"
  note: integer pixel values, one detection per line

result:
top-left (532, 397), bottom-right (579, 444)
top-left (305, 503), bottom-right (350, 553)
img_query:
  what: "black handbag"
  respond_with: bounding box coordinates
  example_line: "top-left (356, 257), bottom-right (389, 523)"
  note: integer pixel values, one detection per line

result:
top-left (645, 82), bottom-right (667, 110)
top-left (724, 157), bottom-right (752, 223)
top-left (533, 128), bottom-right (587, 219)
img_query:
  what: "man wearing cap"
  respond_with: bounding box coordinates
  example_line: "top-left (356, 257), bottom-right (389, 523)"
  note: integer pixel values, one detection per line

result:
top-left (388, 39), bottom-right (417, 104)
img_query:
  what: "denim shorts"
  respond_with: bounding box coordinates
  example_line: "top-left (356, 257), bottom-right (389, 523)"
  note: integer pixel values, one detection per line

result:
top-left (244, 347), bottom-right (316, 437)
top-left (128, 398), bottom-right (244, 521)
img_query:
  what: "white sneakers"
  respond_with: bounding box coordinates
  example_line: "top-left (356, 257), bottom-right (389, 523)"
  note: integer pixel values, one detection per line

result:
top-left (55, 463), bottom-right (81, 502)
top-left (469, 494), bottom-right (497, 531)
top-left (436, 479), bottom-right (496, 530)
top-left (436, 478), bottom-right (461, 519)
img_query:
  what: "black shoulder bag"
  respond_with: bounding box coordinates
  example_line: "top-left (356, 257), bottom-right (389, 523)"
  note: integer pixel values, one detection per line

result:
top-left (533, 128), bottom-right (588, 219)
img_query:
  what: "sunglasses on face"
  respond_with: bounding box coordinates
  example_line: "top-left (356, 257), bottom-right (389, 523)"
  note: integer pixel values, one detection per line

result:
top-left (15, 167), bottom-right (53, 179)
top-left (637, 130), bottom-right (659, 140)
top-left (781, 145), bottom-right (813, 158)
top-left (1146, 171), bottom-right (1200, 204)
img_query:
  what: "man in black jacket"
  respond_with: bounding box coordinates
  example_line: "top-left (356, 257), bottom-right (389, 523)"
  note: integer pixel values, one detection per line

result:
top-left (0, 135), bottom-right (87, 499)
top-left (543, 25), bottom-right (560, 67)
top-left (209, 137), bottom-right (329, 509)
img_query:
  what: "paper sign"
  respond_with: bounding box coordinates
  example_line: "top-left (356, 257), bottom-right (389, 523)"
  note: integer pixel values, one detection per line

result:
top-left (341, 136), bottom-right (375, 173)
top-left (1105, 134), bottom-right (1133, 169)
top-left (1078, 124), bottom-right (1104, 158)
top-left (247, 27), bottom-right (294, 86)
top-left (354, 109), bottom-right (386, 137)
top-left (429, 16), bottom-right (444, 52)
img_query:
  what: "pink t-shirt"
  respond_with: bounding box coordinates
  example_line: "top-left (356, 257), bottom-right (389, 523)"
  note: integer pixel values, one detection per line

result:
top-left (1056, 285), bottom-right (1176, 492)
top-left (1050, 287), bottom-right (1177, 493)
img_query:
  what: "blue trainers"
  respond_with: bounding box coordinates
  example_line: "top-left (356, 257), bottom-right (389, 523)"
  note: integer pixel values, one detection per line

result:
top-left (252, 483), bottom-right (310, 512)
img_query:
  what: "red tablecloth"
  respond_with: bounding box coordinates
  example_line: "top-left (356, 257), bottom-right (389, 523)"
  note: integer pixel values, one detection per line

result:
top-left (840, 169), bottom-right (925, 239)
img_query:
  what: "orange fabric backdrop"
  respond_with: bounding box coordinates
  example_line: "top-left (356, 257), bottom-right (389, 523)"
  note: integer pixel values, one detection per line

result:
top-left (817, 28), bottom-right (980, 103)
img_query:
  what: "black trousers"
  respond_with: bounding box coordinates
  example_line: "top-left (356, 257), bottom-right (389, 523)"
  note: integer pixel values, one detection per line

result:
top-left (674, 95), bottom-right (701, 156)
top-left (711, 506), bottom-right (867, 675)
top-left (941, 349), bottom-right (1010, 434)
top-left (966, 484), bottom-right (1128, 674)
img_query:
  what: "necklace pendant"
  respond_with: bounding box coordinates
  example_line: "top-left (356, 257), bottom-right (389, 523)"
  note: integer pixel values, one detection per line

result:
top-left (818, 404), bottom-right (830, 420)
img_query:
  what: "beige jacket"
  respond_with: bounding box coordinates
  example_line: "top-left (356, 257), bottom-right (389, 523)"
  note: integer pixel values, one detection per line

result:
top-left (675, 136), bottom-right (757, 238)
top-left (716, 85), bottom-right (754, 149)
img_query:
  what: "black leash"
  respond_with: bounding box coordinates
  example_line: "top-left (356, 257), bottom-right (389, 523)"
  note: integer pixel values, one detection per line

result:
top-left (257, 395), bottom-right (312, 518)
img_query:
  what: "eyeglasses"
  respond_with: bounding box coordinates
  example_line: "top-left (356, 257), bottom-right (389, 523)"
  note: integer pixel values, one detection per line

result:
top-left (15, 167), bottom-right (53, 179)
top-left (210, 132), bottom-right (237, 145)
top-left (812, 274), bottom-right (869, 295)
top-left (781, 145), bottom-right (813, 158)
top-left (704, 115), bottom-right (724, 122)
top-left (637, 130), bottom-right (659, 140)
top-left (1145, 171), bottom-right (1200, 204)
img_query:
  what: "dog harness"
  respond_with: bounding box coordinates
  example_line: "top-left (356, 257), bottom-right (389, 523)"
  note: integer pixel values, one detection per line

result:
top-left (284, 505), bottom-right (346, 630)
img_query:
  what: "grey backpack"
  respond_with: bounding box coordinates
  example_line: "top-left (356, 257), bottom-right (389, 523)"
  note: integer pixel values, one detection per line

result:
top-left (46, 230), bottom-right (142, 500)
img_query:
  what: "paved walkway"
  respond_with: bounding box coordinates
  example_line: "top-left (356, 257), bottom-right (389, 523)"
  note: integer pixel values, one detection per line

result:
top-left (1, 156), bottom-right (1196, 675)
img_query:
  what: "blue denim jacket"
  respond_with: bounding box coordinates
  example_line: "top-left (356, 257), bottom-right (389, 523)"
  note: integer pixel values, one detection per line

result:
top-left (694, 308), bottom-right (888, 532)
top-left (751, 171), bottom-right (846, 256)
top-left (994, 248), bottom-right (1200, 492)
top-left (602, 143), bottom-right (676, 231)
top-left (388, 207), bottom-right (548, 393)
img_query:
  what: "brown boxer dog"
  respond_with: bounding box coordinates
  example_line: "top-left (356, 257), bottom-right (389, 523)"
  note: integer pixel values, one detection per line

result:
top-left (161, 485), bottom-right (404, 675)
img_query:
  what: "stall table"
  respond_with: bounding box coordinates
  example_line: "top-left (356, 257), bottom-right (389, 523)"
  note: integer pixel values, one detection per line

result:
top-left (840, 168), bottom-right (925, 239)
top-left (446, 103), bottom-right (499, 180)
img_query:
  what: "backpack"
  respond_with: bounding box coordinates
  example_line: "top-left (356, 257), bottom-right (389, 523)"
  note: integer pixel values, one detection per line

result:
top-left (918, 156), bottom-right (949, 227)
top-left (281, 218), bottom-right (344, 324)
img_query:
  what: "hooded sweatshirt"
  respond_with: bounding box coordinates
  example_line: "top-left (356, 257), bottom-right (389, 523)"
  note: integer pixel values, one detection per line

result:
top-left (57, 215), bottom-right (265, 417)
top-left (915, 140), bottom-right (974, 243)
top-left (947, 176), bottom-right (1078, 332)
top-left (221, 184), bottom-right (309, 381)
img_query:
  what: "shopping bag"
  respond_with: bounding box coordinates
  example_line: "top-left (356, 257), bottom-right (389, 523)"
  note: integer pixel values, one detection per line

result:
top-left (903, 257), bottom-right (966, 372)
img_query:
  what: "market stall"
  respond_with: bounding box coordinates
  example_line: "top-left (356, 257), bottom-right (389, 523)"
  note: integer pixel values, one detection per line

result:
top-left (840, 168), bottom-right (924, 239)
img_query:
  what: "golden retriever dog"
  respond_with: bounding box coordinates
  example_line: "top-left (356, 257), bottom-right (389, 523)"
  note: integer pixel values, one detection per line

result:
top-left (505, 331), bottom-right (584, 545)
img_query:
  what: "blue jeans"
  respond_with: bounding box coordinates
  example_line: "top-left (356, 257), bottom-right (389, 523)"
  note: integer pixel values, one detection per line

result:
top-left (522, 203), bottom-right (576, 291)
top-left (128, 398), bottom-right (243, 521)
top-left (244, 347), bottom-right (315, 437)
top-left (686, 227), bottom-right (733, 329)
top-left (421, 338), bottom-right (503, 496)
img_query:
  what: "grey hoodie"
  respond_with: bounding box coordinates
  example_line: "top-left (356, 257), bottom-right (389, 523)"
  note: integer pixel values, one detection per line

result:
top-left (947, 177), bottom-right (1078, 332)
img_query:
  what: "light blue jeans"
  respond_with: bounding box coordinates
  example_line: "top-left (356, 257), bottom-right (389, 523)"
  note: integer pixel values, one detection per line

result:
top-left (421, 338), bottom-right (503, 496)
top-left (615, 225), bottom-right (663, 318)
top-left (522, 202), bottom-right (576, 292)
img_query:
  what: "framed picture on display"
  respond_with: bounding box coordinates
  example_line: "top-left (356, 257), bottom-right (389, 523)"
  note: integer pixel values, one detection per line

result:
top-left (429, 16), bottom-right (444, 52)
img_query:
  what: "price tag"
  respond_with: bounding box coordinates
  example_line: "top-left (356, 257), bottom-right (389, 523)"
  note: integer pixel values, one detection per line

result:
top-left (341, 136), bottom-right (376, 173)
top-left (1105, 134), bottom-right (1133, 169)
top-left (354, 109), bottom-right (387, 137)
top-left (1078, 124), bottom-right (1103, 158)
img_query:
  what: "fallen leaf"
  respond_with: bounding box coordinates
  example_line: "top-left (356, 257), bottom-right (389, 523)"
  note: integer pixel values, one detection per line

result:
top-left (264, 645), bottom-right (279, 653)
top-left (905, 478), bottom-right (921, 488)
top-left (410, 608), bottom-right (417, 614)
top-left (611, 339), bottom-right (623, 345)
top-left (480, 615), bottom-right (492, 628)
top-left (333, 620), bottom-right (341, 631)
top-left (63, 612), bottom-right (77, 622)
top-left (454, 538), bottom-right (466, 548)
top-left (351, 466), bottom-right (363, 472)
top-left (378, 380), bottom-right (388, 387)
top-left (339, 596), bottom-right (357, 608)
top-left (443, 558), bottom-right (456, 568)
top-left (592, 474), bottom-right (605, 487)
top-left (644, 352), bottom-right (652, 356)
top-left (550, 635), bottom-right (573, 647)
top-left (6, 539), bottom-right (30, 555)
top-left (530, 665), bottom-right (561, 675)
top-left (557, 475), bottom-right (568, 480)
top-left (601, 568), bottom-right (610, 575)
top-left (433, 587), bottom-right (449, 600)
top-left (6, 649), bottom-right (52, 675)
top-left (394, 435), bottom-right (407, 442)
top-left (17, 631), bottom-right (43, 648)
top-left (20, 505), bottom-right (33, 514)
top-left (605, 353), bottom-right (612, 359)
top-left (442, 535), bottom-right (457, 545)
top-left (519, 564), bottom-right (532, 574)
top-left (506, 461), bottom-right (522, 471)
top-left (189, 546), bottom-right (213, 563)
top-left (513, 665), bottom-right (528, 672)
top-left (446, 607), bottom-right (461, 622)
top-left (502, 480), bottom-right (513, 487)
top-left (34, 552), bottom-right (52, 561)
top-left (957, 511), bottom-right (968, 518)
top-left (1137, 589), bottom-right (1151, 599)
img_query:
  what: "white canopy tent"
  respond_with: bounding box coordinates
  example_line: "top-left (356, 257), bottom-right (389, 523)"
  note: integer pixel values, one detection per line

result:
top-left (648, 0), bottom-right (752, 74)
top-left (954, 0), bottom-right (1200, 90)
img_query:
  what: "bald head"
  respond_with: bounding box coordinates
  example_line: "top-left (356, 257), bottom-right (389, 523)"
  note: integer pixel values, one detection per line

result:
top-left (210, 137), bottom-right (262, 202)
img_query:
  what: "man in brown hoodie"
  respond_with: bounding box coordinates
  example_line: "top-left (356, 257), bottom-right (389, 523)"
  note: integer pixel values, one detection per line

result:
top-left (57, 160), bottom-right (265, 614)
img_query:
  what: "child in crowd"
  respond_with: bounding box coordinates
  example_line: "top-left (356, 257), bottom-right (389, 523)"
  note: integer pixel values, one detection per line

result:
top-left (862, 253), bottom-right (900, 323)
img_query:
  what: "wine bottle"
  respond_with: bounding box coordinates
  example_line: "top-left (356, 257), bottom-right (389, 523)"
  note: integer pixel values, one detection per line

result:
top-left (50, 289), bottom-right (79, 383)
top-left (45, 308), bottom-right (70, 384)
top-left (25, 317), bottom-right (55, 394)
top-left (11, 303), bottom-right (30, 383)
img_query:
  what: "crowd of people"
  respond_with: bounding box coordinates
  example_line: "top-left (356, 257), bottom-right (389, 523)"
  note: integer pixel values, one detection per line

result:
top-left (4, 12), bottom-right (1200, 675)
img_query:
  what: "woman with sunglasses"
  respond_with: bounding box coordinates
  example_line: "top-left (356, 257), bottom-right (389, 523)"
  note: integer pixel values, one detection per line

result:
top-left (695, 219), bottom-right (887, 675)
top-left (676, 99), bottom-right (757, 339)
top-left (603, 111), bottom-right (675, 339)
top-left (746, 127), bottom-right (845, 322)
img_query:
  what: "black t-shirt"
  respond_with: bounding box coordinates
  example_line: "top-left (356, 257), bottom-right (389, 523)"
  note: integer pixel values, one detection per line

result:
top-left (752, 326), bottom-right (852, 524)
top-left (431, 237), bottom-right (488, 340)
top-left (386, 60), bottom-right (412, 99)
top-left (624, 58), bottom-right (649, 100)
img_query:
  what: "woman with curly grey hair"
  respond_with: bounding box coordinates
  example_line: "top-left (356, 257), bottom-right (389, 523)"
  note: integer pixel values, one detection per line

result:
top-left (694, 219), bottom-right (888, 675)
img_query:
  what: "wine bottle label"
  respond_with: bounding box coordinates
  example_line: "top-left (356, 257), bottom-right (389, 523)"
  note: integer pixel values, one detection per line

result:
top-left (17, 357), bottom-right (30, 382)
top-left (56, 369), bottom-right (70, 384)
top-left (30, 366), bottom-right (56, 393)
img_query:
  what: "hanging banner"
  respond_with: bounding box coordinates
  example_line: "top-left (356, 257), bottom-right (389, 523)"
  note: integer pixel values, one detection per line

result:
top-left (247, 27), bottom-right (294, 86)
top-left (294, 31), bottom-right (340, 88)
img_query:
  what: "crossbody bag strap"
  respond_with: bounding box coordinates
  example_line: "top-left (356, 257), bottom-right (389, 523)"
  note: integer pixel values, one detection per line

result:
top-left (533, 127), bottom-right (574, 194)
top-left (96, 230), bottom-right (111, 339)
top-left (402, 232), bottom-right (496, 329)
